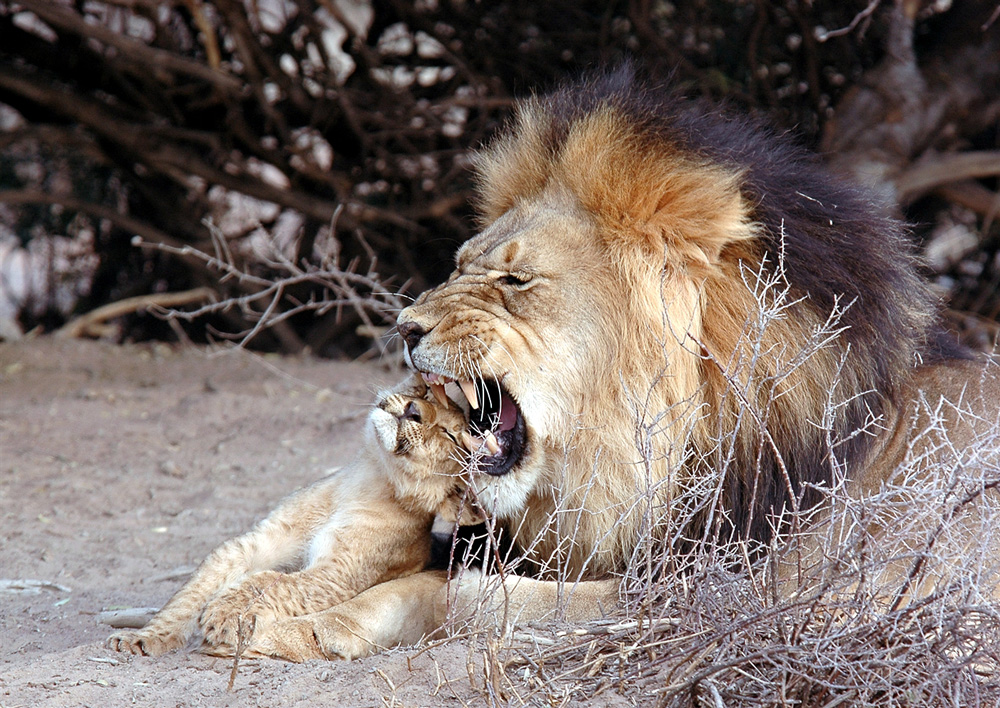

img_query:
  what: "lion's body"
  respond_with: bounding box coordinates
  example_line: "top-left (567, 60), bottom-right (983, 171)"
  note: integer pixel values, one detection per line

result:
top-left (108, 383), bottom-right (478, 658)
top-left (111, 69), bottom-right (1000, 664)
top-left (301, 70), bottom-right (997, 662)
top-left (401, 70), bottom-right (994, 578)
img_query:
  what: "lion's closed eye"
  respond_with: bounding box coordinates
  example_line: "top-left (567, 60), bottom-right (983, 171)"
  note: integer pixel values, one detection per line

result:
top-left (498, 273), bottom-right (531, 287)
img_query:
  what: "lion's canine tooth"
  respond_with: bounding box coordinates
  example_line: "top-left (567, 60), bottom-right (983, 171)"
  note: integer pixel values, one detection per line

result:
top-left (484, 431), bottom-right (500, 455)
top-left (429, 383), bottom-right (449, 407)
top-left (459, 380), bottom-right (479, 410)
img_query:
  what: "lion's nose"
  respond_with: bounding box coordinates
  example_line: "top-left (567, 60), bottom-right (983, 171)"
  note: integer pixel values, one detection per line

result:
top-left (397, 320), bottom-right (427, 352)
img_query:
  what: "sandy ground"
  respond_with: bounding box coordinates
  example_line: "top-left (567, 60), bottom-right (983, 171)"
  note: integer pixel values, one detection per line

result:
top-left (0, 338), bottom-right (504, 707)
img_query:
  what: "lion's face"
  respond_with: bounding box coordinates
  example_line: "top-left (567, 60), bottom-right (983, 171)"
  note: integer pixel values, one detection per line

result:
top-left (397, 192), bottom-right (613, 517)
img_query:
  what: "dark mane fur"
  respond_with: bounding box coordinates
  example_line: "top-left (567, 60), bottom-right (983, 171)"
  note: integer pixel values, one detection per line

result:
top-left (488, 67), bottom-right (967, 550)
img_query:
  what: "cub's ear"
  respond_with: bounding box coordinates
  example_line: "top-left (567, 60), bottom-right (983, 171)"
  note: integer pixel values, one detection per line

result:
top-left (403, 398), bottom-right (439, 426)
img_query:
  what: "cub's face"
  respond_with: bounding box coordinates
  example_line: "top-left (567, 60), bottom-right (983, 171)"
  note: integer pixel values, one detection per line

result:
top-left (369, 380), bottom-right (482, 524)
top-left (395, 196), bottom-right (610, 518)
top-left (371, 386), bottom-right (466, 467)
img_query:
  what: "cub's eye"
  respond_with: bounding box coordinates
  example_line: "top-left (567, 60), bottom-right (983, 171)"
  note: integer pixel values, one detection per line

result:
top-left (499, 273), bottom-right (531, 287)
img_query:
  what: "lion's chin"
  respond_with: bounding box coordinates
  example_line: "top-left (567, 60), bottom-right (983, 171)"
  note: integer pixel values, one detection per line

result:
top-left (471, 469), bottom-right (537, 520)
top-left (417, 372), bottom-right (528, 478)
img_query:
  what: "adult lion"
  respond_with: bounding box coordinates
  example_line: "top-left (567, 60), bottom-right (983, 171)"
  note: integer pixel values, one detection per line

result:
top-left (248, 69), bottom-right (1000, 661)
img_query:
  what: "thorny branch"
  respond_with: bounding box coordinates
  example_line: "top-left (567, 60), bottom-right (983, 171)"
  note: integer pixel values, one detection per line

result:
top-left (134, 214), bottom-right (406, 356)
top-left (2, 0), bottom-right (997, 348)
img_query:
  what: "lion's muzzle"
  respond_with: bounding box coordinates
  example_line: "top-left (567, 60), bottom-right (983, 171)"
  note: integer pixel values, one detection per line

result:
top-left (396, 314), bottom-right (528, 478)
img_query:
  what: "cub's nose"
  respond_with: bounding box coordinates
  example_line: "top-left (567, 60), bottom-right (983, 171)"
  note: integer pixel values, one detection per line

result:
top-left (397, 320), bottom-right (427, 352)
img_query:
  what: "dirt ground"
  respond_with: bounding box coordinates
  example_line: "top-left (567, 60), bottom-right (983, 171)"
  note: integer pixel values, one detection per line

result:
top-left (0, 337), bottom-right (504, 707)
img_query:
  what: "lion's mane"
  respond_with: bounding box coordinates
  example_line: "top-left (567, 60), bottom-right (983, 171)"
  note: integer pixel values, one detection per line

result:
top-left (474, 69), bottom-right (962, 555)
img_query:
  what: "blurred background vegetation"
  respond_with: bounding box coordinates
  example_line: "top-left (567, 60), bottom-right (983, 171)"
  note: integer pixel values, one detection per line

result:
top-left (1, 0), bottom-right (997, 357)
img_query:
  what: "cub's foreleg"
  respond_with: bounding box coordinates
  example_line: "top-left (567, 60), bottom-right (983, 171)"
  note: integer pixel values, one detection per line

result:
top-left (246, 570), bottom-right (451, 661)
top-left (199, 497), bottom-right (432, 650)
top-left (108, 475), bottom-right (341, 656)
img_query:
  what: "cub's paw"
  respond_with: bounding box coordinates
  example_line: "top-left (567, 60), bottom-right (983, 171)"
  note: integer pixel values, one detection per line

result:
top-left (107, 628), bottom-right (183, 657)
top-left (200, 570), bottom-right (283, 649)
top-left (248, 613), bottom-right (375, 662)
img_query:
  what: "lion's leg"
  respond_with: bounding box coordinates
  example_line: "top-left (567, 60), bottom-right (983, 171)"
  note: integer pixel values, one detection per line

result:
top-left (248, 570), bottom-right (620, 662)
top-left (107, 475), bottom-right (342, 656)
top-left (247, 570), bottom-right (451, 661)
top-left (439, 570), bottom-right (620, 628)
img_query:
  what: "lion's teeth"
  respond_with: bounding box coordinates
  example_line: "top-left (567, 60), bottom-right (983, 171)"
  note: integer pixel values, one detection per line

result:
top-left (429, 383), bottom-right (449, 407)
top-left (459, 380), bottom-right (479, 410)
top-left (459, 431), bottom-right (478, 453)
top-left (460, 430), bottom-right (500, 456)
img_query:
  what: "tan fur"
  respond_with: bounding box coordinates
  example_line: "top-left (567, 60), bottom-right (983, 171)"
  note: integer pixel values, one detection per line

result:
top-left (235, 92), bottom-right (1000, 662)
top-left (107, 378), bottom-right (480, 657)
top-left (110, 84), bottom-right (1000, 663)
top-left (782, 361), bottom-right (1000, 597)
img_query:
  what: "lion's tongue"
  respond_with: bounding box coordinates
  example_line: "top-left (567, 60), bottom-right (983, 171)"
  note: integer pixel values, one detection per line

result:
top-left (458, 386), bottom-right (518, 456)
top-left (497, 387), bottom-right (517, 432)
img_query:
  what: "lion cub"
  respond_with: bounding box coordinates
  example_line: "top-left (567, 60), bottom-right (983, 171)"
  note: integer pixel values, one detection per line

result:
top-left (108, 378), bottom-right (479, 657)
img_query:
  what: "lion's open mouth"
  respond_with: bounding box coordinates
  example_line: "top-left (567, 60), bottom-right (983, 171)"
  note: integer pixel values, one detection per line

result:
top-left (421, 373), bottom-right (526, 477)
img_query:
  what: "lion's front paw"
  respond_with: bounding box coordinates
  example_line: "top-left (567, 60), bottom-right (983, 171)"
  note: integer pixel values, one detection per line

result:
top-left (248, 613), bottom-right (375, 662)
top-left (107, 628), bottom-right (182, 657)
top-left (200, 571), bottom-right (283, 649)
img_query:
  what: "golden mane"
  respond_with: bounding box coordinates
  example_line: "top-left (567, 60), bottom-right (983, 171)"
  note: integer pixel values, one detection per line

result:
top-left (472, 69), bottom-right (950, 557)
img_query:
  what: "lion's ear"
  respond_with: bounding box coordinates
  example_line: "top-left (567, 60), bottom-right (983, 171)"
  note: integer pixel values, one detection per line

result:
top-left (646, 170), bottom-right (756, 268)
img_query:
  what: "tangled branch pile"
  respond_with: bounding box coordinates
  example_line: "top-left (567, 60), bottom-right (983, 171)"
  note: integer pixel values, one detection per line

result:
top-left (1, 0), bottom-right (998, 352)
